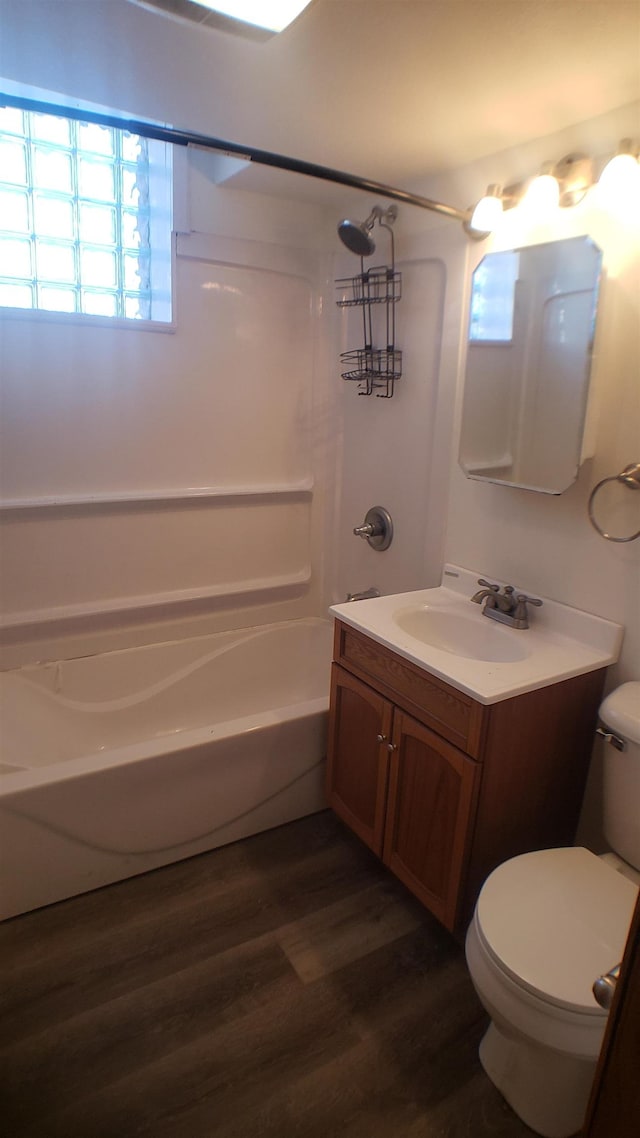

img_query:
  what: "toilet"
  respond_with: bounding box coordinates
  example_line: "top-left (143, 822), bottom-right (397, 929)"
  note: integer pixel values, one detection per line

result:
top-left (465, 681), bottom-right (640, 1138)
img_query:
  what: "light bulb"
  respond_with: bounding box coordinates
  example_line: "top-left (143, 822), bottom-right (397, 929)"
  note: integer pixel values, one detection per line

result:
top-left (598, 150), bottom-right (640, 205)
top-left (523, 170), bottom-right (560, 215)
top-left (469, 186), bottom-right (503, 234)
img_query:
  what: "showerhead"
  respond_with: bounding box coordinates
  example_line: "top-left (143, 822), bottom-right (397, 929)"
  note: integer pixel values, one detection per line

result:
top-left (338, 218), bottom-right (377, 257)
top-left (337, 205), bottom-right (398, 257)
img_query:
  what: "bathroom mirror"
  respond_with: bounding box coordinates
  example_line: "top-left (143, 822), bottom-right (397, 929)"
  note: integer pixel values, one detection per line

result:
top-left (459, 235), bottom-right (603, 494)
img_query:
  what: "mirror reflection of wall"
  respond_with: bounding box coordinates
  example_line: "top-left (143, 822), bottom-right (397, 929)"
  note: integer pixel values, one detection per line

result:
top-left (459, 236), bottom-right (603, 494)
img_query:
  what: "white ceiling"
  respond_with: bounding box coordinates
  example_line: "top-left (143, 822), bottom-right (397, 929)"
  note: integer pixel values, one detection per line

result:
top-left (231, 0), bottom-right (640, 185)
top-left (153, 0), bottom-right (640, 186)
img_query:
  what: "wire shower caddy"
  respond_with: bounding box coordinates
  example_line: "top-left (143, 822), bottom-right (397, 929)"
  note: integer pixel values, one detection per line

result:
top-left (336, 214), bottom-right (402, 397)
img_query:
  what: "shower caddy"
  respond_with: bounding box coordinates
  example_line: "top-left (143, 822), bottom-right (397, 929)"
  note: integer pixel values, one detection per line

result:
top-left (336, 209), bottom-right (402, 397)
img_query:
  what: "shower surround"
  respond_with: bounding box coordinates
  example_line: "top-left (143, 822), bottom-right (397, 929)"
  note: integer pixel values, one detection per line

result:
top-left (0, 224), bottom-right (333, 667)
top-left (0, 195), bottom-right (340, 916)
top-left (0, 167), bottom-right (452, 917)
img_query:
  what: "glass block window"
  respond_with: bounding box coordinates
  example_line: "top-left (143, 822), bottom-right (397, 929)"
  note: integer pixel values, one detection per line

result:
top-left (0, 105), bottom-right (172, 323)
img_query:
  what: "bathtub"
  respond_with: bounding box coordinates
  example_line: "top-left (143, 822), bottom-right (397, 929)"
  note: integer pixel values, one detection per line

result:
top-left (0, 617), bottom-right (332, 920)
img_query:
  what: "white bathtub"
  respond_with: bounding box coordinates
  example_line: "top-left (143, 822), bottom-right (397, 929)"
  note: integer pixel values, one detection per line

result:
top-left (0, 617), bottom-right (332, 920)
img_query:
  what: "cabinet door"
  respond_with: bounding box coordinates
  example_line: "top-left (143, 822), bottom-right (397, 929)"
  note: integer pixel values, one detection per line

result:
top-left (383, 710), bottom-right (480, 931)
top-left (326, 664), bottom-right (393, 856)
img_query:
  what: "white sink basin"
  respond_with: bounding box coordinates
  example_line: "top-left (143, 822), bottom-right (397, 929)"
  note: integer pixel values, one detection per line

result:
top-left (393, 606), bottom-right (529, 663)
top-left (329, 564), bottom-right (623, 704)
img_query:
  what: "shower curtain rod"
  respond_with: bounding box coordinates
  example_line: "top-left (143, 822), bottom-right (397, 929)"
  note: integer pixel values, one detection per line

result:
top-left (0, 91), bottom-right (469, 224)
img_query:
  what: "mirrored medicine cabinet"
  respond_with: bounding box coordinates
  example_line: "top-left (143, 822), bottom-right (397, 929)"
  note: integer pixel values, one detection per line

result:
top-left (458, 235), bottom-right (603, 494)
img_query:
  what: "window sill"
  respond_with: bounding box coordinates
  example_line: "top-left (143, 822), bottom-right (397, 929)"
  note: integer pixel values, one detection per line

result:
top-left (0, 304), bottom-right (175, 334)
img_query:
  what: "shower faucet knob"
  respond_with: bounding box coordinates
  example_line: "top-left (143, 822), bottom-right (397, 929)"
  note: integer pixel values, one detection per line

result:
top-left (352, 507), bottom-right (393, 552)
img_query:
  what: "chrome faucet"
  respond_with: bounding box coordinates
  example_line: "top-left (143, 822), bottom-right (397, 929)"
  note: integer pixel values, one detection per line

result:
top-left (471, 578), bottom-right (542, 629)
top-left (346, 587), bottom-right (381, 602)
top-left (470, 579), bottom-right (500, 606)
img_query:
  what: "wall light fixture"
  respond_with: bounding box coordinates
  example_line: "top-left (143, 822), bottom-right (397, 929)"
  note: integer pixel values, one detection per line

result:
top-left (467, 142), bottom-right (638, 238)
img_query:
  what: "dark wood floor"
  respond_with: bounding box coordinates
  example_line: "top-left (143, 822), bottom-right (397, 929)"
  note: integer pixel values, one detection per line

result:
top-left (0, 810), bottom-right (536, 1138)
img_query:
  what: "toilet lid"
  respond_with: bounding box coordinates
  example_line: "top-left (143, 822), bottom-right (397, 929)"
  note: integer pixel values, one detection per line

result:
top-left (600, 681), bottom-right (640, 744)
top-left (476, 847), bottom-right (638, 1014)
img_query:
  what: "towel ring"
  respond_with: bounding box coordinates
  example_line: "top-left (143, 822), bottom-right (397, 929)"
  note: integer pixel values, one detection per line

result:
top-left (588, 462), bottom-right (640, 542)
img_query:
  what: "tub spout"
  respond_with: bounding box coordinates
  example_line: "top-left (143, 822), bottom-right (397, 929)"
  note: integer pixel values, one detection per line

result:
top-left (346, 588), bottom-right (381, 602)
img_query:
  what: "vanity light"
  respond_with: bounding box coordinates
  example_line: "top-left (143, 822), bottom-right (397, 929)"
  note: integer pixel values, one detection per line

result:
top-left (465, 142), bottom-right (640, 240)
top-left (468, 185), bottom-right (504, 236)
top-left (192, 0), bottom-right (313, 32)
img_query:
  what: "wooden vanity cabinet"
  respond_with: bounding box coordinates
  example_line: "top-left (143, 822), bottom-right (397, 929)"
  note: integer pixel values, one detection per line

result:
top-left (326, 620), bottom-right (606, 936)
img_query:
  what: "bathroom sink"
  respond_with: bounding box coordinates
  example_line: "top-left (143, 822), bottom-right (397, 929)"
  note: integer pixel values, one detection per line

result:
top-left (393, 606), bottom-right (529, 663)
top-left (329, 564), bottom-right (623, 705)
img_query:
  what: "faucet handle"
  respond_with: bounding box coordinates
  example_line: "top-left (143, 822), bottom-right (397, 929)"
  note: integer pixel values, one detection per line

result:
top-left (353, 507), bottom-right (393, 551)
top-left (514, 593), bottom-right (543, 623)
top-left (476, 578), bottom-right (499, 591)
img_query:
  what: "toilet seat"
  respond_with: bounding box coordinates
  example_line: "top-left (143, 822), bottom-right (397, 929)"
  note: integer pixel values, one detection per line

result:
top-left (475, 846), bottom-right (638, 1015)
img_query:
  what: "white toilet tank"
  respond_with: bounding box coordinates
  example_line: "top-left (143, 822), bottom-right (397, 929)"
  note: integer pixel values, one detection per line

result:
top-left (599, 681), bottom-right (640, 872)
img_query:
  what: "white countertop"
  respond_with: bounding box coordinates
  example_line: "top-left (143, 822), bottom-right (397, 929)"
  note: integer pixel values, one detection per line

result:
top-left (330, 565), bottom-right (623, 705)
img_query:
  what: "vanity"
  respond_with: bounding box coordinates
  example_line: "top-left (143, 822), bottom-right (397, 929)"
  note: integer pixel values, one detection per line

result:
top-left (326, 566), bottom-right (623, 937)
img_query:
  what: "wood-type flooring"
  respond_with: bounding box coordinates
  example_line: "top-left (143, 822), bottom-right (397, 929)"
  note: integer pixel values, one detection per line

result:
top-left (0, 810), bottom-right (537, 1137)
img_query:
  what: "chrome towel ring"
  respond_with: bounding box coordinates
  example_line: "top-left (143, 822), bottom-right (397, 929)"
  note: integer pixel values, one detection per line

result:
top-left (588, 462), bottom-right (640, 542)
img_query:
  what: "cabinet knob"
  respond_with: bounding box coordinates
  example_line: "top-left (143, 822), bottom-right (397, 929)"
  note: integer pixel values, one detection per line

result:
top-left (387, 743), bottom-right (398, 752)
top-left (376, 733), bottom-right (387, 743)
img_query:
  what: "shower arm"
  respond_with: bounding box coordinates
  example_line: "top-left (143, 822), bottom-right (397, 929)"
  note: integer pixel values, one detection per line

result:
top-left (0, 91), bottom-right (469, 225)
